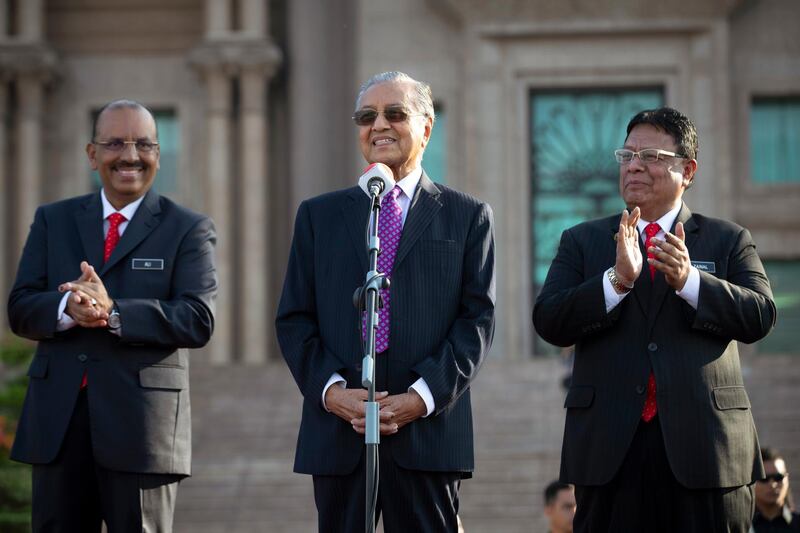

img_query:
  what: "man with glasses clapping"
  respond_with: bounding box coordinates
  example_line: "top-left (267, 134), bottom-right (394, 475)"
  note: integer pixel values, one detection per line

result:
top-left (534, 107), bottom-right (776, 532)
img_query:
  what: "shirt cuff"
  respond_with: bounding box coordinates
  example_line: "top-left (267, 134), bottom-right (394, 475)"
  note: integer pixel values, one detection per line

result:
top-left (56, 292), bottom-right (77, 332)
top-left (322, 372), bottom-right (346, 412)
top-left (602, 267), bottom-right (630, 313)
top-left (409, 378), bottom-right (435, 417)
top-left (675, 266), bottom-right (700, 309)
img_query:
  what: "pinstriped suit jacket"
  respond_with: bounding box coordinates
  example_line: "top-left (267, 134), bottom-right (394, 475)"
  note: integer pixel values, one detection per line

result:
top-left (9, 189), bottom-right (217, 476)
top-left (275, 172), bottom-right (495, 476)
top-left (533, 203), bottom-right (776, 489)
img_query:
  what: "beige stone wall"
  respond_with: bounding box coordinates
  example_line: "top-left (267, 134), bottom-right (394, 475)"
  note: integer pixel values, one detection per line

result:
top-left (353, 0), bottom-right (799, 358)
top-left (357, 0), bottom-right (465, 186)
top-left (46, 0), bottom-right (203, 54)
top-left (1, 0), bottom-right (797, 359)
top-left (729, 0), bottom-right (800, 257)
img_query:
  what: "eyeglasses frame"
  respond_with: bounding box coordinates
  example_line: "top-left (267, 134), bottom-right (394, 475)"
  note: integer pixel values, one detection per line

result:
top-left (615, 148), bottom-right (687, 165)
top-left (93, 139), bottom-right (160, 153)
top-left (352, 107), bottom-right (426, 127)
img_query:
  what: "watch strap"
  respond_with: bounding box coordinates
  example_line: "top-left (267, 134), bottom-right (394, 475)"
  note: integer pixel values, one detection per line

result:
top-left (608, 268), bottom-right (633, 294)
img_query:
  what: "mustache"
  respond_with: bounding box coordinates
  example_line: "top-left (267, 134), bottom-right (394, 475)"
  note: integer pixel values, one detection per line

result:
top-left (112, 163), bottom-right (146, 169)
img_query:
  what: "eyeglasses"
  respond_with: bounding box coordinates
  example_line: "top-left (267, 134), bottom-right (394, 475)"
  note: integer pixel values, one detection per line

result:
top-left (94, 139), bottom-right (159, 153)
top-left (759, 473), bottom-right (787, 483)
top-left (352, 107), bottom-right (424, 126)
top-left (614, 148), bottom-right (686, 165)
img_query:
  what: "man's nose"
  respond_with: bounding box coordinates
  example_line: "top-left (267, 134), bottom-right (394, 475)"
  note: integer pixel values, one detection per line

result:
top-left (120, 142), bottom-right (140, 161)
top-left (372, 111), bottom-right (390, 130)
top-left (628, 153), bottom-right (646, 170)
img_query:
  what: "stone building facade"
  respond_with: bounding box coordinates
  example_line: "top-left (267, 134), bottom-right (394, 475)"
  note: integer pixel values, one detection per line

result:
top-left (1, 0), bottom-right (798, 362)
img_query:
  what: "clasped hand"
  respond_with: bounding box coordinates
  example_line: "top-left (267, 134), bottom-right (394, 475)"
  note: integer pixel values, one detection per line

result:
top-left (324, 385), bottom-right (427, 436)
top-left (58, 261), bottom-right (114, 328)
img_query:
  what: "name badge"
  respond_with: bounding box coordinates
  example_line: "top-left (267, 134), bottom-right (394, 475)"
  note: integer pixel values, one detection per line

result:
top-left (691, 261), bottom-right (716, 273)
top-left (132, 258), bottom-right (164, 271)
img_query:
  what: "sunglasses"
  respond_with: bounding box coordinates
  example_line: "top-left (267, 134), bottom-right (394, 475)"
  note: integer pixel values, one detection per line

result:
top-left (352, 107), bottom-right (424, 126)
top-left (759, 473), bottom-right (787, 483)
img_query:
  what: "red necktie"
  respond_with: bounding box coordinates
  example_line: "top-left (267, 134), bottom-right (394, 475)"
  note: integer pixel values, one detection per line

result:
top-left (104, 212), bottom-right (126, 263)
top-left (81, 212), bottom-right (127, 388)
top-left (641, 222), bottom-right (661, 421)
top-left (645, 222), bottom-right (660, 280)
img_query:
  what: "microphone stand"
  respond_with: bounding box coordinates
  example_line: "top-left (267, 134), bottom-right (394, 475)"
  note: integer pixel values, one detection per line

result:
top-left (354, 186), bottom-right (388, 533)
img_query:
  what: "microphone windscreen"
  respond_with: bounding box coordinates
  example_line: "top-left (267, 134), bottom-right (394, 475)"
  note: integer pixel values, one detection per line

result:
top-left (358, 163), bottom-right (396, 198)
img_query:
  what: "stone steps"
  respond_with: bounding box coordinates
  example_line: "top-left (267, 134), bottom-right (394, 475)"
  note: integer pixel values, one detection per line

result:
top-left (175, 354), bottom-right (800, 532)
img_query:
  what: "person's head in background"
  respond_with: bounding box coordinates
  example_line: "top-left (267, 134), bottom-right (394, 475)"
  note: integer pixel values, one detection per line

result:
top-left (544, 481), bottom-right (576, 533)
top-left (755, 447), bottom-right (794, 519)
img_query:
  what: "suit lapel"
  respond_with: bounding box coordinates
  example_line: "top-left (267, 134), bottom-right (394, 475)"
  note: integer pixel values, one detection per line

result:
top-left (677, 203), bottom-right (699, 253)
top-left (99, 189), bottom-right (162, 276)
top-left (75, 192), bottom-right (105, 268)
top-left (394, 173), bottom-right (442, 269)
top-left (342, 188), bottom-right (369, 272)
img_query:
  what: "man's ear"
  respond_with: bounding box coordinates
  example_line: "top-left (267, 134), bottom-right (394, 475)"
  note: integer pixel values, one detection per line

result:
top-left (421, 116), bottom-right (433, 148)
top-left (683, 158), bottom-right (698, 188)
top-left (86, 143), bottom-right (99, 170)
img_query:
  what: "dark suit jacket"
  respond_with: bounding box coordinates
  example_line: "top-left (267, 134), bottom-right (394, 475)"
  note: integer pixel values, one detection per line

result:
top-left (275, 173), bottom-right (495, 476)
top-left (533, 203), bottom-right (776, 489)
top-left (8, 189), bottom-right (216, 476)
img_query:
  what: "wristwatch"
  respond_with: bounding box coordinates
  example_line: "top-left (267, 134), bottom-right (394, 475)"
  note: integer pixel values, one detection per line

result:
top-left (608, 268), bottom-right (633, 294)
top-left (107, 305), bottom-right (121, 330)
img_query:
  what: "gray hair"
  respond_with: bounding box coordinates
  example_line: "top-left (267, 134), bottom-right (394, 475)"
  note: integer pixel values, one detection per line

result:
top-left (355, 71), bottom-right (435, 122)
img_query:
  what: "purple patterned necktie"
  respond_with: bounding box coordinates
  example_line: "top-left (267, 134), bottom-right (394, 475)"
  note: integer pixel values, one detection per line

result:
top-left (365, 185), bottom-right (403, 353)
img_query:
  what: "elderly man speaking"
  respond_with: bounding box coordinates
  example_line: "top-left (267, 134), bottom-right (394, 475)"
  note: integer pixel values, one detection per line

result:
top-left (276, 71), bottom-right (495, 532)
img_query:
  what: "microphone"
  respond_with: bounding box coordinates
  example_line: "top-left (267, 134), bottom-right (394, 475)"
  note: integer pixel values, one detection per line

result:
top-left (358, 163), bottom-right (395, 199)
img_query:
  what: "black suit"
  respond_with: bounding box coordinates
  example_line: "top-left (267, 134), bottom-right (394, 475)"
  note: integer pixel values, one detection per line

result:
top-left (275, 173), bottom-right (495, 531)
top-left (8, 189), bottom-right (216, 530)
top-left (533, 203), bottom-right (776, 531)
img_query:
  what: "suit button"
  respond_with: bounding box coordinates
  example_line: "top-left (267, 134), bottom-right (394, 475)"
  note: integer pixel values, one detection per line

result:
top-left (647, 342), bottom-right (658, 352)
top-left (78, 354), bottom-right (88, 362)
top-left (636, 385), bottom-right (646, 395)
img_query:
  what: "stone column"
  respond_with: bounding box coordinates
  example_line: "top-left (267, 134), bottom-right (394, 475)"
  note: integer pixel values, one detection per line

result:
top-left (204, 70), bottom-right (234, 364)
top-left (15, 75), bottom-right (43, 258)
top-left (0, 0), bottom-right (8, 41)
top-left (238, 66), bottom-right (269, 364)
top-left (205, 0), bottom-right (232, 39)
top-left (18, 0), bottom-right (43, 41)
top-left (239, 0), bottom-right (266, 37)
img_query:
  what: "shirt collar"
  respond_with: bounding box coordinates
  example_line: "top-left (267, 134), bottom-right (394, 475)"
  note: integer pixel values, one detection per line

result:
top-left (101, 188), bottom-right (145, 222)
top-left (395, 167), bottom-right (422, 201)
top-left (784, 504), bottom-right (794, 524)
top-left (637, 203), bottom-right (682, 235)
top-left (753, 505), bottom-right (794, 525)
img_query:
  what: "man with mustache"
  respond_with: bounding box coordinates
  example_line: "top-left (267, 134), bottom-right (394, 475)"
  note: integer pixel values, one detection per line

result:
top-left (276, 71), bottom-right (495, 532)
top-left (534, 107), bottom-right (776, 532)
top-left (8, 99), bottom-right (217, 532)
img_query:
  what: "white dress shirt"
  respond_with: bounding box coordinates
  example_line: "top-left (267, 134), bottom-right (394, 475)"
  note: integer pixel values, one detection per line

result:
top-left (322, 167), bottom-right (437, 417)
top-left (603, 203), bottom-right (700, 313)
top-left (56, 189), bottom-right (145, 331)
